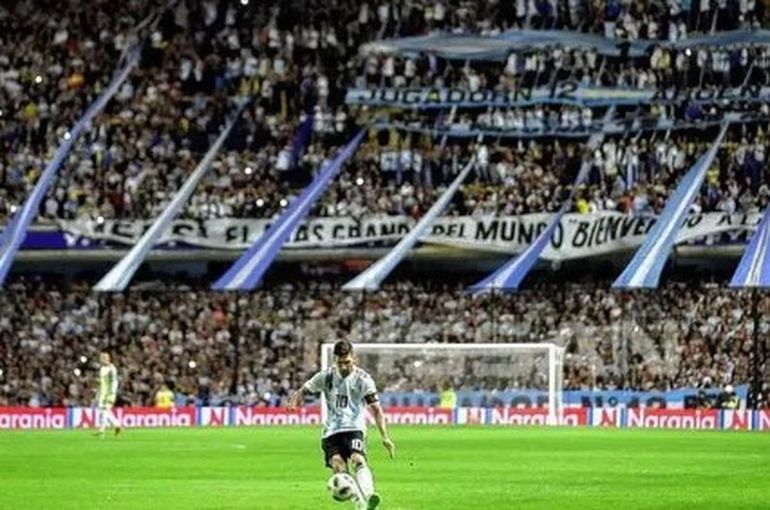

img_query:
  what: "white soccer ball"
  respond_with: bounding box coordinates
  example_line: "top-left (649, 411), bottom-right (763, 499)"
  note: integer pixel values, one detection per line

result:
top-left (327, 473), bottom-right (357, 502)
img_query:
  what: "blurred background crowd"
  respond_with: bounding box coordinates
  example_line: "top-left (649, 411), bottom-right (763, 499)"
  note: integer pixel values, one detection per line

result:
top-left (0, 277), bottom-right (767, 408)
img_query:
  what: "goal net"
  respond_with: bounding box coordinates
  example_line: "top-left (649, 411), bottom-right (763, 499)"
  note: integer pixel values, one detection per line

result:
top-left (321, 343), bottom-right (565, 424)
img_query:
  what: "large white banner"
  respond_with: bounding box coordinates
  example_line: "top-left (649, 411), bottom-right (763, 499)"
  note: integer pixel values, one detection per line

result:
top-left (58, 212), bottom-right (762, 261)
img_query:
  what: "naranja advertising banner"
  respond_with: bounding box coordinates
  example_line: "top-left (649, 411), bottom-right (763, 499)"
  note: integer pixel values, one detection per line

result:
top-left (1, 407), bottom-right (768, 431)
top-left (70, 407), bottom-right (196, 429)
top-left (625, 408), bottom-right (720, 430)
top-left (0, 407), bottom-right (67, 429)
top-left (230, 406), bottom-right (322, 427)
top-left (485, 407), bottom-right (588, 426)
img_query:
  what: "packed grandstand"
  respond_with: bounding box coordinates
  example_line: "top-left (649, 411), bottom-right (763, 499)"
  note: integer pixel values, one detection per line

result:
top-left (0, 0), bottom-right (768, 418)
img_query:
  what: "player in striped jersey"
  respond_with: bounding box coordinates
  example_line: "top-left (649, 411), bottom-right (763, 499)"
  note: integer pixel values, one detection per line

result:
top-left (288, 340), bottom-right (395, 510)
top-left (95, 352), bottom-right (122, 437)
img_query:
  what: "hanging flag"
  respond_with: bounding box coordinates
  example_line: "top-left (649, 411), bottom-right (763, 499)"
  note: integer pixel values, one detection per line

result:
top-left (290, 114), bottom-right (314, 168)
top-left (0, 46), bottom-right (143, 287)
top-left (613, 123), bottom-right (729, 289)
top-left (95, 99), bottom-right (249, 291)
top-left (468, 133), bottom-right (604, 292)
top-left (342, 156), bottom-right (476, 291)
top-left (0, 1), bottom-right (176, 287)
top-left (213, 129), bottom-right (365, 291)
top-left (730, 204), bottom-right (770, 288)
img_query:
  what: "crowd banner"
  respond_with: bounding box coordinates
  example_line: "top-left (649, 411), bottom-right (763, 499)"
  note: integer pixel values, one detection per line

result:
top-left (0, 47), bottom-right (143, 288)
top-left (346, 85), bottom-right (770, 109)
top-left (55, 212), bottom-right (764, 258)
top-left (342, 157), bottom-right (476, 291)
top-left (374, 112), bottom-right (761, 140)
top-left (730, 204), bottom-right (770, 288)
top-left (213, 130), bottom-right (365, 291)
top-left (94, 99), bottom-right (249, 291)
top-left (469, 134), bottom-right (603, 292)
top-left (613, 124), bottom-right (729, 289)
top-left (1, 406), bottom-right (768, 431)
top-left (361, 29), bottom-right (770, 61)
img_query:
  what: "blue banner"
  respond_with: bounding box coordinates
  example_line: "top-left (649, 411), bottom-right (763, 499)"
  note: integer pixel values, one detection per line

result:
top-left (347, 85), bottom-right (770, 109)
top-left (365, 29), bottom-right (770, 61)
top-left (730, 204), bottom-right (770, 288)
top-left (213, 130), bottom-right (365, 290)
top-left (373, 112), bottom-right (760, 139)
top-left (613, 124), bottom-right (729, 289)
top-left (0, 46), bottom-right (142, 287)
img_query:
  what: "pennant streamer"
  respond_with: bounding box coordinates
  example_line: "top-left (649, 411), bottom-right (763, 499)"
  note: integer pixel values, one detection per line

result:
top-left (612, 123), bottom-right (729, 289)
top-left (212, 130), bottom-right (365, 291)
top-left (467, 134), bottom-right (604, 292)
top-left (730, 204), bottom-right (770, 288)
top-left (342, 156), bottom-right (476, 291)
top-left (0, 2), bottom-right (176, 287)
top-left (0, 48), bottom-right (143, 287)
top-left (95, 100), bottom-right (249, 291)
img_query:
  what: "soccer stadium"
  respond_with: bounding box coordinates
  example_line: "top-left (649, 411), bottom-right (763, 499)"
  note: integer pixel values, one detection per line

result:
top-left (1, 0), bottom-right (769, 508)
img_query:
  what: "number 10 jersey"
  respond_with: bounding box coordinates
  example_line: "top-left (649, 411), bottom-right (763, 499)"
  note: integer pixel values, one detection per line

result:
top-left (303, 366), bottom-right (378, 438)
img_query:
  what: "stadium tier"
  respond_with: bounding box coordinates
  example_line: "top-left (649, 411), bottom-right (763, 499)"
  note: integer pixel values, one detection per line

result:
top-left (1, 1), bottom-right (769, 509)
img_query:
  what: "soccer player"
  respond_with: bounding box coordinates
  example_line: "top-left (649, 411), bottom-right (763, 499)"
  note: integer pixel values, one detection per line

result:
top-left (95, 351), bottom-right (121, 437)
top-left (287, 340), bottom-right (395, 510)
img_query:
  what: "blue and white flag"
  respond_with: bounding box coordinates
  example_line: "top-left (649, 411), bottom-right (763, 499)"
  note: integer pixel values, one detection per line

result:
top-left (95, 99), bottom-right (249, 291)
top-left (342, 156), bottom-right (476, 291)
top-left (374, 111), bottom-right (756, 139)
top-left (730, 204), bottom-right (770, 288)
top-left (468, 133), bottom-right (603, 292)
top-left (467, 201), bottom-right (569, 293)
top-left (347, 85), bottom-right (770, 109)
top-left (363, 29), bottom-right (770, 61)
top-left (613, 124), bottom-right (729, 289)
top-left (0, 47), bottom-right (142, 287)
top-left (213, 130), bottom-right (365, 291)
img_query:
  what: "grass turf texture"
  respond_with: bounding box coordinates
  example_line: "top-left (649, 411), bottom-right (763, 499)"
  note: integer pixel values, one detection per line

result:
top-left (1, 426), bottom-right (768, 510)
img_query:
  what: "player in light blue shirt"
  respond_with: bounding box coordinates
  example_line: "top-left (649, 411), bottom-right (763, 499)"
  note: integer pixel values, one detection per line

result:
top-left (288, 340), bottom-right (395, 510)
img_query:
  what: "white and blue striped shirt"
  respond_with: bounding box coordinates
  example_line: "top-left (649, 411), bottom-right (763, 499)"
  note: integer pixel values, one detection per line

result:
top-left (304, 367), bottom-right (378, 438)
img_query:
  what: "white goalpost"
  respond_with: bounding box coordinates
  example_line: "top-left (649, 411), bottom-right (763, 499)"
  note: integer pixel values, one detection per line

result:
top-left (321, 343), bottom-right (566, 424)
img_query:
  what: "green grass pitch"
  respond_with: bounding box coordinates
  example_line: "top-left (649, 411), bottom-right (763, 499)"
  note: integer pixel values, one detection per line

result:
top-left (1, 426), bottom-right (768, 509)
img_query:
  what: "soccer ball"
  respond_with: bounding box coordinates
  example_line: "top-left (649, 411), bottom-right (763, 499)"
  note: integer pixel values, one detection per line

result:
top-left (327, 473), bottom-right (357, 502)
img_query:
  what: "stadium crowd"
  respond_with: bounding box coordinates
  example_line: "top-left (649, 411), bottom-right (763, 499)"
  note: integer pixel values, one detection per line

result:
top-left (0, 1), bottom-right (768, 411)
top-left (1, 0), bottom-right (769, 224)
top-left (0, 278), bottom-right (766, 408)
top-left (364, 0), bottom-right (765, 36)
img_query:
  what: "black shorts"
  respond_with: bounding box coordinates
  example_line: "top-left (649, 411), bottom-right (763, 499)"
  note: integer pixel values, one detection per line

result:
top-left (321, 431), bottom-right (366, 468)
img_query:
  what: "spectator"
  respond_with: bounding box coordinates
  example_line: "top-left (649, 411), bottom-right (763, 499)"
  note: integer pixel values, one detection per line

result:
top-left (154, 383), bottom-right (175, 408)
